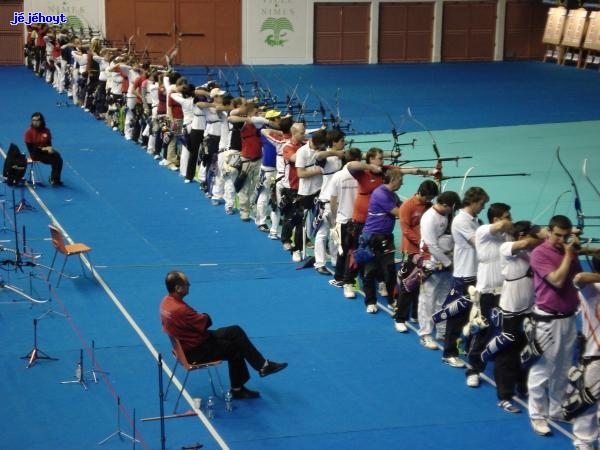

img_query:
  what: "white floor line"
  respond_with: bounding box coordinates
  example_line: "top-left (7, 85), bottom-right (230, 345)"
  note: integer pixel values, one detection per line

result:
top-left (0, 146), bottom-right (231, 450)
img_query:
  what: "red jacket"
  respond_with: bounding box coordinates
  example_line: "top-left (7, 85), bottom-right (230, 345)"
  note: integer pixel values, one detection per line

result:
top-left (159, 294), bottom-right (212, 353)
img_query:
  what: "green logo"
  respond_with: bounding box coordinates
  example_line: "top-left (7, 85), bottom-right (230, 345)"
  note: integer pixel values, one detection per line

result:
top-left (260, 17), bottom-right (294, 47)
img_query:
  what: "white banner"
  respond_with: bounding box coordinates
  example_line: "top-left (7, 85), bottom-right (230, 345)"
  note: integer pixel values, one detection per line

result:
top-left (244, 0), bottom-right (310, 64)
top-left (24, 0), bottom-right (104, 35)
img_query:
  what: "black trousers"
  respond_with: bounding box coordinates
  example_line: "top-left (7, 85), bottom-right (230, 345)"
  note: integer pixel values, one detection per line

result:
top-left (466, 293), bottom-right (500, 375)
top-left (443, 276), bottom-right (476, 358)
top-left (186, 129), bottom-right (204, 181)
top-left (394, 254), bottom-right (420, 323)
top-left (494, 314), bottom-right (528, 400)
top-left (29, 149), bottom-right (63, 182)
top-left (185, 325), bottom-right (266, 389)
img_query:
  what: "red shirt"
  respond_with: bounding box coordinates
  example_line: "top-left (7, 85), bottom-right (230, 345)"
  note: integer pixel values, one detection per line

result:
top-left (282, 139), bottom-right (303, 190)
top-left (159, 294), bottom-right (211, 353)
top-left (168, 92), bottom-right (183, 119)
top-left (399, 195), bottom-right (431, 254)
top-left (352, 170), bottom-right (384, 223)
top-left (240, 122), bottom-right (262, 160)
top-left (24, 126), bottom-right (52, 148)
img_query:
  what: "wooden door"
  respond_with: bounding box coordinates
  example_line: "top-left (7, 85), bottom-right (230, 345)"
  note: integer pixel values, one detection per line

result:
top-left (504, 0), bottom-right (547, 59)
top-left (442, 1), bottom-right (496, 61)
top-left (314, 3), bottom-right (370, 64)
top-left (0, 1), bottom-right (24, 65)
top-left (105, 0), bottom-right (241, 66)
top-left (379, 2), bottom-right (434, 62)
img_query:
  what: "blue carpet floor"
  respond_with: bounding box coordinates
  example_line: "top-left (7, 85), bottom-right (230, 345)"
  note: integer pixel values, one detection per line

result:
top-left (0, 61), bottom-right (598, 449)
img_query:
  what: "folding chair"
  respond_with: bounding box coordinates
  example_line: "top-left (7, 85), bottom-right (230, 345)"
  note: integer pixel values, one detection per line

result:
top-left (164, 335), bottom-right (224, 414)
top-left (47, 224), bottom-right (93, 287)
top-left (26, 158), bottom-right (45, 188)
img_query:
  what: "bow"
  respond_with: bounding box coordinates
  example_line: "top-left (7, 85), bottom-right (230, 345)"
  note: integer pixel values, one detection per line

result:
top-left (582, 159), bottom-right (600, 200)
top-left (405, 108), bottom-right (443, 186)
top-left (556, 147), bottom-right (600, 245)
top-left (556, 146), bottom-right (584, 231)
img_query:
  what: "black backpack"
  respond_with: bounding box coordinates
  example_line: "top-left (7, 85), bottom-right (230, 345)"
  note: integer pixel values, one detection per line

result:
top-left (3, 143), bottom-right (27, 186)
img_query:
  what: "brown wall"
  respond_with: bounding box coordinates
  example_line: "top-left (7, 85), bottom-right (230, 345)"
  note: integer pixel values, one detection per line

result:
top-left (504, 0), bottom-right (548, 60)
top-left (104, 0), bottom-right (241, 66)
top-left (442, 1), bottom-right (497, 61)
top-left (314, 3), bottom-right (370, 64)
top-left (379, 2), bottom-right (434, 62)
top-left (0, 1), bottom-right (24, 65)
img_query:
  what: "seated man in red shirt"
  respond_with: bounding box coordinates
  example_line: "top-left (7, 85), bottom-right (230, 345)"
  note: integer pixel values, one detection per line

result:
top-left (23, 111), bottom-right (64, 186)
top-left (159, 271), bottom-right (287, 399)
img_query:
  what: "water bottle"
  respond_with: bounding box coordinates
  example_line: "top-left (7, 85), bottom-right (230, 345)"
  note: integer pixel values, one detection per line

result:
top-left (206, 396), bottom-right (215, 419)
top-left (224, 390), bottom-right (233, 412)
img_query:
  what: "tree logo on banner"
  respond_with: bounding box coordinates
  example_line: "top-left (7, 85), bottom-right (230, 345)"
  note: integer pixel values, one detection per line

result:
top-left (260, 17), bottom-right (294, 47)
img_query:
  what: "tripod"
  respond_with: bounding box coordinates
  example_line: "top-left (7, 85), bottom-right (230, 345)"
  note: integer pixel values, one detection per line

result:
top-left (86, 340), bottom-right (109, 383)
top-left (98, 396), bottom-right (140, 446)
top-left (12, 180), bottom-right (35, 213)
top-left (0, 189), bottom-right (47, 305)
top-left (60, 348), bottom-right (88, 390)
top-left (21, 318), bottom-right (58, 368)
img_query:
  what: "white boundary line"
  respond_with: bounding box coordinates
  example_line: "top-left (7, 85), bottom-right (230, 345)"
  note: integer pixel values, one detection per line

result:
top-left (0, 147), bottom-right (230, 450)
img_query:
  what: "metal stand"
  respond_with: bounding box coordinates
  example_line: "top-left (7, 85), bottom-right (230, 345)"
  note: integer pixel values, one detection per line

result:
top-left (35, 274), bottom-right (67, 319)
top-left (98, 396), bottom-right (140, 446)
top-left (86, 340), bottom-right (108, 383)
top-left (20, 318), bottom-right (57, 368)
top-left (14, 184), bottom-right (35, 213)
top-left (60, 348), bottom-right (88, 390)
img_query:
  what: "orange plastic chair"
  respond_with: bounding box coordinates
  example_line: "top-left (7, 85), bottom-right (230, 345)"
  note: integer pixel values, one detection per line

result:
top-left (164, 335), bottom-right (224, 413)
top-left (47, 224), bottom-right (93, 287)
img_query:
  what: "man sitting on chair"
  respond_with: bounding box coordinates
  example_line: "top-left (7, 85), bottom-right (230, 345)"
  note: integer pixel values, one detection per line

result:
top-left (159, 271), bottom-right (288, 399)
top-left (23, 111), bottom-right (64, 186)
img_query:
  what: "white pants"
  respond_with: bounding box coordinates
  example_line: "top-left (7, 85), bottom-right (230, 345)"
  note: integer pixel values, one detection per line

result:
top-left (124, 94), bottom-right (137, 140)
top-left (527, 310), bottom-right (576, 420)
top-left (314, 203), bottom-right (337, 268)
top-left (418, 270), bottom-right (451, 337)
top-left (572, 360), bottom-right (600, 448)
top-left (255, 168), bottom-right (276, 226)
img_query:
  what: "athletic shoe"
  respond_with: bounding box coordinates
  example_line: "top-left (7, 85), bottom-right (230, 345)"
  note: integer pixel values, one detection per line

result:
top-left (531, 419), bottom-right (552, 436)
top-left (168, 163), bottom-right (179, 171)
top-left (409, 317), bottom-right (418, 324)
top-left (259, 360), bottom-right (288, 377)
top-left (328, 279), bottom-right (344, 288)
top-left (153, 154), bottom-right (161, 160)
top-left (442, 356), bottom-right (465, 368)
top-left (466, 374), bottom-right (480, 388)
top-left (394, 322), bottom-right (408, 333)
top-left (315, 266), bottom-right (330, 275)
top-left (225, 207), bottom-right (235, 215)
top-left (184, 179), bottom-right (192, 184)
top-left (366, 304), bottom-right (378, 314)
top-left (343, 284), bottom-right (356, 299)
top-left (378, 281), bottom-right (388, 297)
top-left (498, 400), bottom-right (520, 414)
top-left (257, 224), bottom-right (269, 233)
top-left (240, 212), bottom-right (250, 222)
top-left (420, 335), bottom-right (438, 350)
top-left (282, 242), bottom-right (292, 251)
top-left (292, 251), bottom-right (302, 262)
top-left (211, 199), bottom-right (220, 206)
top-left (268, 232), bottom-right (279, 240)
top-left (231, 386), bottom-right (260, 399)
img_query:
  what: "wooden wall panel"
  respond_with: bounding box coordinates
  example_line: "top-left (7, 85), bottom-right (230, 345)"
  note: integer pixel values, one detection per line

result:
top-left (0, 2), bottom-right (24, 65)
top-left (504, 1), bottom-right (551, 60)
top-left (105, 0), bottom-right (240, 65)
top-left (379, 3), bottom-right (434, 62)
top-left (442, 1), bottom-right (496, 61)
top-left (314, 3), bottom-right (369, 64)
